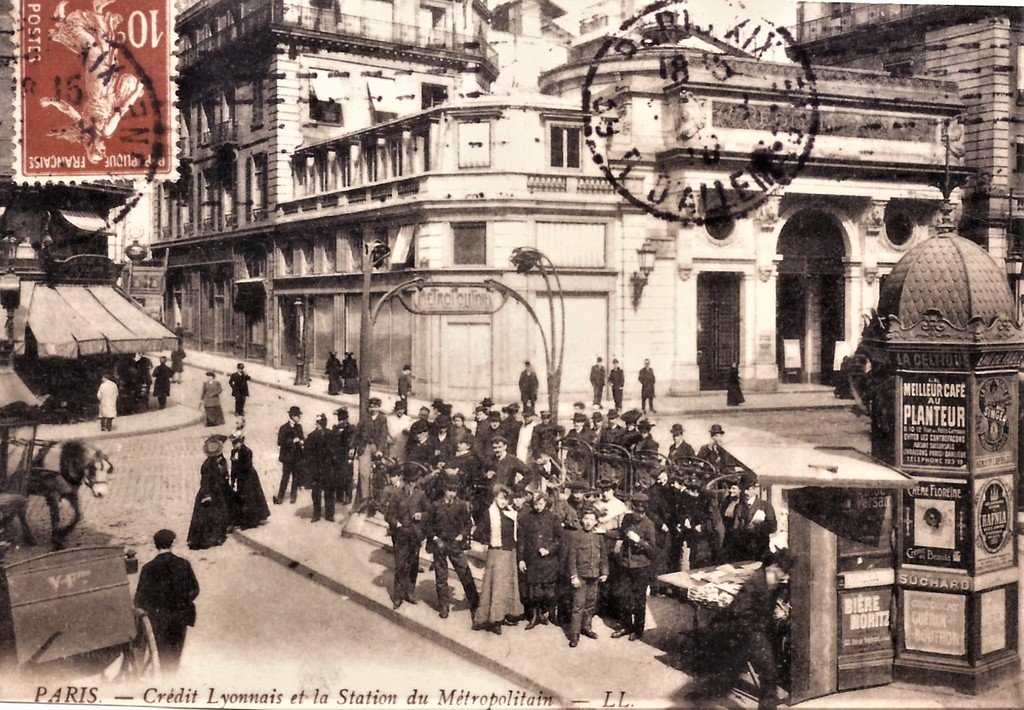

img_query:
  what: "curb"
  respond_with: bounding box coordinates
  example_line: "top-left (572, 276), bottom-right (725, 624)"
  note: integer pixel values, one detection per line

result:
top-left (183, 362), bottom-right (851, 418)
top-left (233, 529), bottom-right (567, 706)
top-left (36, 408), bottom-right (206, 444)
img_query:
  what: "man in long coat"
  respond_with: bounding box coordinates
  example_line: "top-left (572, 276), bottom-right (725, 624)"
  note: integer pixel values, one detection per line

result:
top-left (228, 363), bottom-right (251, 416)
top-left (638, 359), bottom-right (657, 414)
top-left (275, 406), bottom-right (304, 505)
top-left (134, 529), bottom-right (200, 672)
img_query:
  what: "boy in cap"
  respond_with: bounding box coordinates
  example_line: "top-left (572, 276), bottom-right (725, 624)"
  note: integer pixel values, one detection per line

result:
top-left (134, 529), bottom-right (200, 672)
top-left (274, 406), bottom-right (304, 505)
top-left (566, 507), bottom-right (608, 647)
top-left (397, 364), bottom-right (414, 408)
top-left (427, 479), bottom-right (479, 619)
top-left (385, 465), bottom-right (430, 609)
top-left (609, 359), bottom-right (625, 411)
top-left (611, 492), bottom-right (656, 641)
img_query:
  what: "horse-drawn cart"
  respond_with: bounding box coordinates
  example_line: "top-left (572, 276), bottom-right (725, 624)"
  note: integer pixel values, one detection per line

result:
top-left (0, 546), bottom-right (158, 678)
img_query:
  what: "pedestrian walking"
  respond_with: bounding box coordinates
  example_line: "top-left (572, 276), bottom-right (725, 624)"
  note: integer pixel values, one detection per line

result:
top-left (386, 467), bottom-right (430, 609)
top-left (340, 352), bottom-right (358, 394)
top-left (199, 372), bottom-right (225, 427)
top-left (727, 361), bottom-right (745, 406)
top-left (427, 479), bottom-right (479, 619)
top-left (229, 432), bottom-right (270, 529)
top-left (517, 492), bottom-right (563, 629)
top-left (590, 357), bottom-right (607, 407)
top-left (170, 340), bottom-right (186, 384)
top-left (274, 406), bottom-right (305, 505)
top-left (332, 408), bottom-right (356, 505)
top-left (226, 363), bottom-right (250, 416)
top-left (187, 436), bottom-right (237, 550)
top-left (397, 364), bottom-right (414, 407)
top-left (609, 359), bottom-right (625, 411)
top-left (519, 361), bottom-right (539, 411)
top-left (566, 507), bottom-right (607, 647)
top-left (473, 485), bottom-right (524, 634)
top-left (305, 414), bottom-right (335, 523)
top-left (152, 356), bottom-right (173, 409)
top-left (96, 372), bottom-right (119, 431)
top-left (638, 359), bottom-right (656, 414)
top-left (610, 492), bottom-right (656, 641)
top-left (325, 351), bottom-right (343, 395)
top-left (133, 529), bottom-right (199, 673)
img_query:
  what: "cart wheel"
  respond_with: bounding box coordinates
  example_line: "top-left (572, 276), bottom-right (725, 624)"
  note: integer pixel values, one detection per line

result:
top-left (126, 609), bottom-right (160, 678)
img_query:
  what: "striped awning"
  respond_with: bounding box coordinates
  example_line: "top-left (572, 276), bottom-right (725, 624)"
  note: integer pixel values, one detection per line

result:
top-left (55, 209), bottom-right (109, 234)
top-left (13, 282), bottom-right (176, 358)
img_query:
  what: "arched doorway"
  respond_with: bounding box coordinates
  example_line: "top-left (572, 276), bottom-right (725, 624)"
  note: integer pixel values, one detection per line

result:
top-left (776, 210), bottom-right (846, 384)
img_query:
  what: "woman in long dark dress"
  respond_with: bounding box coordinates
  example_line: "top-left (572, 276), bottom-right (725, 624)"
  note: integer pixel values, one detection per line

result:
top-left (517, 492), bottom-right (563, 628)
top-left (726, 361), bottom-right (745, 406)
top-left (230, 433), bottom-right (270, 528)
top-left (326, 352), bottom-right (343, 395)
top-left (188, 436), bottom-right (236, 549)
top-left (340, 352), bottom-right (358, 394)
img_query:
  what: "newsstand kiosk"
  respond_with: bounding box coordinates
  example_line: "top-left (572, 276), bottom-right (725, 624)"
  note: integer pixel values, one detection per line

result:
top-left (858, 227), bottom-right (1021, 694)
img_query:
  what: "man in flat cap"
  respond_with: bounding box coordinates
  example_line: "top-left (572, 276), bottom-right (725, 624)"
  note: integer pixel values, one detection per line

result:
top-left (134, 529), bottom-right (200, 672)
top-left (566, 506), bottom-right (608, 647)
top-left (600, 409), bottom-right (624, 448)
top-left (519, 361), bottom-right (539, 412)
top-left (572, 402), bottom-right (593, 431)
top-left (529, 410), bottom-right (564, 460)
top-left (427, 479), bottom-right (479, 619)
top-left (356, 397), bottom-right (391, 505)
top-left (385, 465), bottom-right (430, 609)
top-left (433, 414), bottom-right (455, 465)
top-left (611, 492), bottom-right (656, 641)
top-left (590, 357), bottom-right (607, 407)
top-left (228, 363), bottom-right (251, 417)
top-left (638, 359), bottom-right (657, 414)
top-left (563, 412), bottom-right (596, 482)
top-left (406, 419), bottom-right (438, 470)
top-left (274, 406), bottom-right (304, 505)
top-left (397, 364), bottom-right (414, 409)
top-left (609, 359), bottom-right (625, 411)
top-left (474, 410), bottom-right (503, 465)
top-left (304, 414), bottom-right (335, 523)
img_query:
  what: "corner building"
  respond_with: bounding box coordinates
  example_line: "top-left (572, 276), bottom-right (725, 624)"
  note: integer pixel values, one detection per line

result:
top-left (156, 1), bottom-right (973, 401)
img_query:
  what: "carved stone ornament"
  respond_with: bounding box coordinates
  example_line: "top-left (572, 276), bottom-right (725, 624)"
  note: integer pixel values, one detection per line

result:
top-left (674, 91), bottom-right (707, 142)
top-left (933, 201), bottom-right (959, 235)
top-left (864, 267), bottom-right (878, 285)
top-left (757, 265), bottom-right (775, 282)
top-left (863, 201), bottom-right (886, 236)
top-left (753, 196), bottom-right (781, 231)
top-left (882, 311), bottom-right (1023, 345)
top-left (677, 263), bottom-right (693, 281)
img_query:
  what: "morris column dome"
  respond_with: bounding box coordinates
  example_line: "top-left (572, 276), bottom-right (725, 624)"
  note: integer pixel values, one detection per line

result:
top-left (876, 234), bottom-right (1023, 344)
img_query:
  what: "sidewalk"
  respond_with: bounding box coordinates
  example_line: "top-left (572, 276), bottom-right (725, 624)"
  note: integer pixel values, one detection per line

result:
top-left (178, 349), bottom-right (851, 421)
top-left (34, 403), bottom-right (202, 442)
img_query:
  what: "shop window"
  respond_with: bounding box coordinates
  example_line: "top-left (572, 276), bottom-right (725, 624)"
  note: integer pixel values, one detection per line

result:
top-left (458, 122), bottom-right (490, 168)
top-left (310, 93), bottom-right (343, 125)
top-left (452, 223), bottom-right (486, 265)
top-left (1016, 143), bottom-right (1024, 174)
top-left (251, 78), bottom-right (264, 127)
top-left (421, 83), bottom-right (448, 110)
top-left (244, 250), bottom-right (266, 278)
top-left (550, 125), bottom-right (581, 169)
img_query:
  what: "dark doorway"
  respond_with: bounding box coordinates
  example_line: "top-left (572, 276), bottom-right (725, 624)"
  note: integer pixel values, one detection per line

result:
top-left (776, 210), bottom-right (846, 384)
top-left (697, 272), bottom-right (741, 390)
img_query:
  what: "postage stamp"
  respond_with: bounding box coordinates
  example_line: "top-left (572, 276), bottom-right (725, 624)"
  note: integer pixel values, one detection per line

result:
top-left (582, 0), bottom-right (820, 225)
top-left (15, 0), bottom-right (175, 180)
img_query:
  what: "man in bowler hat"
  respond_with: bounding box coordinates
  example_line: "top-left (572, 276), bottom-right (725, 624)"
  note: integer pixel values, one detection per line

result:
top-left (275, 406), bottom-right (305, 504)
top-left (134, 529), bottom-right (200, 673)
top-left (697, 424), bottom-right (735, 475)
top-left (386, 466), bottom-right (430, 609)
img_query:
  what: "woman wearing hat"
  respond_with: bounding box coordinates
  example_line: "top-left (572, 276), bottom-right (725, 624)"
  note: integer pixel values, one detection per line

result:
top-left (517, 491), bottom-right (563, 629)
top-left (199, 371), bottom-right (225, 427)
top-left (340, 352), bottom-right (358, 394)
top-left (473, 485), bottom-right (524, 633)
top-left (230, 432), bottom-right (270, 529)
top-left (325, 351), bottom-right (343, 395)
top-left (188, 436), bottom-right (238, 549)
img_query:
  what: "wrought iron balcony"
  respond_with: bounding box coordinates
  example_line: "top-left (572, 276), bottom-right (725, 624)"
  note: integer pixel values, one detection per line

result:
top-left (178, 0), bottom-right (497, 77)
top-left (250, 207), bottom-right (268, 222)
top-left (224, 212), bottom-right (238, 229)
top-left (211, 120), bottom-right (238, 146)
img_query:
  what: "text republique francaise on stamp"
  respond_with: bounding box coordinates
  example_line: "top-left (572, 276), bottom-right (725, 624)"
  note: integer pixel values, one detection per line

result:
top-left (16, 0), bottom-right (174, 181)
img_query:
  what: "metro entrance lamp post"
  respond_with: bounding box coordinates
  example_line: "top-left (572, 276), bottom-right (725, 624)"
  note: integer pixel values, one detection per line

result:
top-left (358, 239), bottom-right (391, 424)
top-left (510, 246), bottom-right (565, 418)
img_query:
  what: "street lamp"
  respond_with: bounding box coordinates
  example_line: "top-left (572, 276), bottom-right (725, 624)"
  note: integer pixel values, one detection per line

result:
top-left (123, 238), bottom-right (148, 297)
top-left (0, 270), bottom-right (21, 367)
top-left (358, 239), bottom-right (391, 425)
top-left (1005, 252), bottom-right (1023, 322)
top-left (510, 246), bottom-right (565, 419)
top-left (631, 242), bottom-right (657, 309)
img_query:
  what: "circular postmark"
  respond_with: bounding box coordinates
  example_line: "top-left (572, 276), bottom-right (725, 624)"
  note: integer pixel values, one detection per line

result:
top-left (581, 0), bottom-right (820, 225)
top-left (976, 376), bottom-right (1011, 453)
top-left (974, 478), bottom-right (1010, 556)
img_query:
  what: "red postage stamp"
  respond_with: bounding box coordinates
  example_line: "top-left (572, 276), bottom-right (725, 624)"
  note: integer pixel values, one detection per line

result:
top-left (16, 0), bottom-right (174, 180)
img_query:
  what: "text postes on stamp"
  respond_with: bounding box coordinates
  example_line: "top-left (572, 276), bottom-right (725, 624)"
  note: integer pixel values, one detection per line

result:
top-left (18, 0), bottom-right (173, 180)
top-left (581, 0), bottom-right (820, 225)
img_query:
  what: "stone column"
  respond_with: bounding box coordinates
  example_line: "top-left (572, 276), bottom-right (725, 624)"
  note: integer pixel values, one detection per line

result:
top-left (326, 149), bottom-right (338, 191)
top-left (751, 195), bottom-right (782, 390)
top-left (349, 142), bottom-right (362, 186)
top-left (671, 223), bottom-right (699, 394)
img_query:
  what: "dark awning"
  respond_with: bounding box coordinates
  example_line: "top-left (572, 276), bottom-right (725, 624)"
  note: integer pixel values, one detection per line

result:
top-left (13, 282), bottom-right (176, 358)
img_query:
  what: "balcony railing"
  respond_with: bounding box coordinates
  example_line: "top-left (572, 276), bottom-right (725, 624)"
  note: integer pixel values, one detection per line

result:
top-left (184, 223), bottom-right (195, 237)
top-left (211, 119), bottom-right (238, 145)
top-left (179, 0), bottom-right (497, 74)
top-left (251, 206), bottom-right (268, 222)
top-left (224, 212), bottom-right (238, 229)
top-left (791, 4), bottom-right (940, 45)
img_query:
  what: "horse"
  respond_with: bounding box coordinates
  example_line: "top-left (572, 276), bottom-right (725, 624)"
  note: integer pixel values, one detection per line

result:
top-left (5, 439), bottom-right (112, 549)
